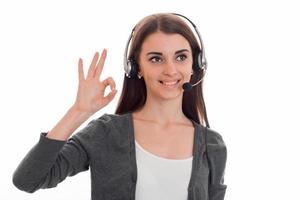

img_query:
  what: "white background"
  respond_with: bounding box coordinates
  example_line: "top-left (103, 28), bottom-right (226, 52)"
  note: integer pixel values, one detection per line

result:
top-left (1, 0), bottom-right (299, 199)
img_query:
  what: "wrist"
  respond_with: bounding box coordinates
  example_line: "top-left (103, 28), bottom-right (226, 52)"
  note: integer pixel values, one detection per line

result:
top-left (69, 104), bottom-right (93, 119)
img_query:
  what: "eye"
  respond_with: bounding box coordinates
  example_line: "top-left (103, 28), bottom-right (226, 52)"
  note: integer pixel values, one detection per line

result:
top-left (176, 54), bottom-right (187, 61)
top-left (149, 56), bottom-right (162, 63)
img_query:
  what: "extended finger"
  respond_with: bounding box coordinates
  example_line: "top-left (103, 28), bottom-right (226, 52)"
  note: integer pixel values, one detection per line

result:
top-left (95, 49), bottom-right (107, 79)
top-left (78, 58), bottom-right (85, 81)
top-left (87, 52), bottom-right (99, 79)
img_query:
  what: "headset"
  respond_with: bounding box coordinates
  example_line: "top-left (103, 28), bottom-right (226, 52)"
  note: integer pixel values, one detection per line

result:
top-left (123, 13), bottom-right (208, 81)
top-left (123, 13), bottom-right (211, 167)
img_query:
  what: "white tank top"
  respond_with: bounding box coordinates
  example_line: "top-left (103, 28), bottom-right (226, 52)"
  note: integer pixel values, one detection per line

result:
top-left (135, 140), bottom-right (193, 200)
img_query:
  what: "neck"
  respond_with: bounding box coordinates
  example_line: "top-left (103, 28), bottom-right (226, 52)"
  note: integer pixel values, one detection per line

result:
top-left (133, 95), bottom-right (189, 126)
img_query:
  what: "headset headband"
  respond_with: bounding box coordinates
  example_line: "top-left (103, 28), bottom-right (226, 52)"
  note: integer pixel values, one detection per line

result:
top-left (124, 13), bottom-right (207, 78)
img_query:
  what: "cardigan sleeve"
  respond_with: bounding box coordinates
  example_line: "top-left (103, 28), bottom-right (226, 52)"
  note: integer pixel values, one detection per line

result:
top-left (206, 128), bottom-right (228, 200)
top-left (12, 118), bottom-right (103, 193)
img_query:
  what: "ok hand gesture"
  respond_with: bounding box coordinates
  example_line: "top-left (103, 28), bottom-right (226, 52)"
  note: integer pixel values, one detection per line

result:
top-left (73, 49), bottom-right (117, 114)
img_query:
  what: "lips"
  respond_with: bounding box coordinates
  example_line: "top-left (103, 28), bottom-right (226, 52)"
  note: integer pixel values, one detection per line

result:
top-left (159, 80), bottom-right (181, 86)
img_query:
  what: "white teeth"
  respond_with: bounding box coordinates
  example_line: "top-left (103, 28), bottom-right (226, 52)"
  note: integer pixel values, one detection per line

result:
top-left (163, 81), bottom-right (177, 85)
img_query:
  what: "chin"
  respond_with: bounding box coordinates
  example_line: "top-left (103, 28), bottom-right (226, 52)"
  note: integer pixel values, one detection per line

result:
top-left (152, 88), bottom-right (183, 101)
top-left (145, 81), bottom-right (184, 100)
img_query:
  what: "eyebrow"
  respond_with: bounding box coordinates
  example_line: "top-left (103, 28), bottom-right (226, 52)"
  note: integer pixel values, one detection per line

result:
top-left (146, 49), bottom-right (189, 56)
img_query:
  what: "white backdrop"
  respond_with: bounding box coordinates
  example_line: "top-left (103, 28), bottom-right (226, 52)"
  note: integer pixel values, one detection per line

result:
top-left (1, 0), bottom-right (299, 199)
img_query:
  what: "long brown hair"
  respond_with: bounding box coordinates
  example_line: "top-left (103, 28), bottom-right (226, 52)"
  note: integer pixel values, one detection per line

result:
top-left (114, 13), bottom-right (210, 128)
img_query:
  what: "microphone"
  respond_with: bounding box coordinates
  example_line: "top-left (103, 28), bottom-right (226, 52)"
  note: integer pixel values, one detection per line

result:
top-left (182, 68), bottom-right (207, 91)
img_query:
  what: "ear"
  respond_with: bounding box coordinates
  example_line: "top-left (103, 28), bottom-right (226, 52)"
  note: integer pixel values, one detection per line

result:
top-left (136, 70), bottom-right (143, 79)
top-left (137, 64), bottom-right (144, 76)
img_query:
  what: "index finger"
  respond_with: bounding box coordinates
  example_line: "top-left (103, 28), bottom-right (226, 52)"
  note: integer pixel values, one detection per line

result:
top-left (95, 48), bottom-right (107, 79)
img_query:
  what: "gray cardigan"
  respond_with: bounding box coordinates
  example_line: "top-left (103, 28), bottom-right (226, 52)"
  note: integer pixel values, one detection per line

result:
top-left (12, 112), bottom-right (227, 200)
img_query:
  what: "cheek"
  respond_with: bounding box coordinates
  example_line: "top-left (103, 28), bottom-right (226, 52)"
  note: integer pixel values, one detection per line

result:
top-left (144, 73), bottom-right (160, 83)
top-left (181, 64), bottom-right (193, 75)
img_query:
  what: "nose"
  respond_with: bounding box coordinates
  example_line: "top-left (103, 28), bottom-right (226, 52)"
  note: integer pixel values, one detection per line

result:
top-left (163, 60), bottom-right (178, 76)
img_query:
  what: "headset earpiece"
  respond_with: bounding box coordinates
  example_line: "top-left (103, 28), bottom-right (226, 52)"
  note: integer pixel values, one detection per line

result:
top-left (126, 58), bottom-right (138, 79)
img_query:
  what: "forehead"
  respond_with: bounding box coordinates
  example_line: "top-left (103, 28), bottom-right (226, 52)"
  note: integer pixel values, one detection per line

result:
top-left (140, 31), bottom-right (191, 54)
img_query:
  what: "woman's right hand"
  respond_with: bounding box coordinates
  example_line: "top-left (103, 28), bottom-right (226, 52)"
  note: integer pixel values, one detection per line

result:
top-left (73, 49), bottom-right (117, 114)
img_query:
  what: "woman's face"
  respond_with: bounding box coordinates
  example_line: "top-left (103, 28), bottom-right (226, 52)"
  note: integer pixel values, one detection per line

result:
top-left (138, 31), bottom-right (193, 101)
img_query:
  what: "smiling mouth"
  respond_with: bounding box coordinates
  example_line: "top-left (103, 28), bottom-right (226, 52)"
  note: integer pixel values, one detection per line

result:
top-left (158, 80), bottom-right (181, 87)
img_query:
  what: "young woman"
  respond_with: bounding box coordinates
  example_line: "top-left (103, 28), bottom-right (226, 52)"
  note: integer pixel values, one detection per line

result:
top-left (13, 13), bottom-right (227, 200)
